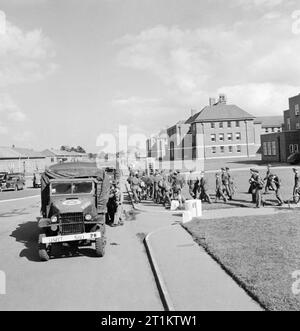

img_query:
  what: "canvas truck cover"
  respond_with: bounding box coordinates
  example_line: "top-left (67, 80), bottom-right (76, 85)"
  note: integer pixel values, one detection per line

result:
top-left (41, 162), bottom-right (110, 216)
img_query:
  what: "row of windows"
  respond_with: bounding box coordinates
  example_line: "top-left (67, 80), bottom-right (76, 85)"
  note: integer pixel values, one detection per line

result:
top-left (211, 145), bottom-right (242, 154)
top-left (211, 132), bottom-right (241, 142)
top-left (263, 142), bottom-right (276, 156)
top-left (264, 127), bottom-right (281, 133)
top-left (211, 121), bottom-right (241, 129)
top-left (295, 104), bottom-right (299, 116)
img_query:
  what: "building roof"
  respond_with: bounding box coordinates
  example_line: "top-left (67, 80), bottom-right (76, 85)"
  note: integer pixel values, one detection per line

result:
top-left (185, 104), bottom-right (255, 124)
top-left (41, 149), bottom-right (86, 157)
top-left (0, 146), bottom-right (45, 159)
top-left (254, 116), bottom-right (283, 128)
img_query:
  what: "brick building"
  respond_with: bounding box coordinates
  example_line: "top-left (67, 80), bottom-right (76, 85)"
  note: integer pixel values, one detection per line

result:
top-left (147, 94), bottom-right (262, 162)
top-left (262, 93), bottom-right (300, 163)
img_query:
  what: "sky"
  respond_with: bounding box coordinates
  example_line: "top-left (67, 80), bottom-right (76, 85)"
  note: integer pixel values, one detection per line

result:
top-left (0, 0), bottom-right (299, 152)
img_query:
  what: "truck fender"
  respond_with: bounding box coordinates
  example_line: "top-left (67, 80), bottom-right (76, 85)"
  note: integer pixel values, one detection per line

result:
top-left (37, 217), bottom-right (50, 228)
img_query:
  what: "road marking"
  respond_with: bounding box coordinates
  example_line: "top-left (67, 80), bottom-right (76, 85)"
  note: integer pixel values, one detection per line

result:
top-left (0, 195), bottom-right (39, 203)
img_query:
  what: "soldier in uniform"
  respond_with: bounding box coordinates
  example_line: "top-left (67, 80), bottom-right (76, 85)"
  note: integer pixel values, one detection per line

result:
top-left (215, 172), bottom-right (227, 203)
top-left (226, 167), bottom-right (235, 199)
top-left (249, 169), bottom-right (265, 208)
top-left (293, 168), bottom-right (300, 203)
top-left (269, 174), bottom-right (284, 206)
top-left (130, 173), bottom-right (140, 203)
top-left (200, 171), bottom-right (212, 204)
top-left (264, 164), bottom-right (273, 194)
top-left (221, 167), bottom-right (232, 200)
top-left (107, 181), bottom-right (124, 227)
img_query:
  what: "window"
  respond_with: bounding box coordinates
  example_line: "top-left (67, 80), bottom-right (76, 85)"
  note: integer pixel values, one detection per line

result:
top-left (263, 142), bottom-right (268, 155)
top-left (289, 144), bottom-right (294, 154)
top-left (295, 104), bottom-right (300, 116)
top-left (267, 142), bottom-right (272, 155)
top-left (271, 141), bottom-right (276, 156)
top-left (295, 144), bottom-right (299, 153)
top-left (236, 121), bottom-right (240, 127)
top-left (228, 146), bottom-right (233, 153)
top-left (227, 133), bottom-right (233, 141)
top-left (211, 122), bottom-right (215, 129)
top-left (287, 118), bottom-right (291, 130)
top-left (220, 146), bottom-right (225, 153)
top-left (212, 147), bottom-right (217, 154)
top-left (227, 121), bottom-right (232, 128)
top-left (219, 133), bottom-right (224, 141)
top-left (170, 141), bottom-right (175, 161)
top-left (235, 132), bottom-right (241, 140)
top-left (210, 134), bottom-right (216, 142)
top-left (237, 145), bottom-right (242, 153)
top-left (219, 122), bottom-right (223, 128)
top-left (297, 123), bottom-right (300, 130)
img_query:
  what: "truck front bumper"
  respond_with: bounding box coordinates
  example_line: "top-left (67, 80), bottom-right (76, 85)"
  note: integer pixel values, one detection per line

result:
top-left (42, 232), bottom-right (101, 244)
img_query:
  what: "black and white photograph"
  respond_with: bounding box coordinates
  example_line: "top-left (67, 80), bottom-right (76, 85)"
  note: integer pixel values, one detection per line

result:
top-left (0, 0), bottom-right (300, 317)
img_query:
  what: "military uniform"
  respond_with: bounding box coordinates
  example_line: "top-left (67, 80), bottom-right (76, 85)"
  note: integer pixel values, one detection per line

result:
top-left (293, 169), bottom-right (300, 203)
top-left (269, 174), bottom-right (283, 206)
top-left (221, 168), bottom-right (232, 200)
top-left (249, 169), bottom-right (265, 208)
top-left (200, 174), bottom-right (212, 204)
top-left (215, 173), bottom-right (227, 203)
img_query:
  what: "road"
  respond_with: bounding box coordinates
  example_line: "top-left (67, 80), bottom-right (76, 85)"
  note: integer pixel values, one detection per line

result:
top-left (0, 192), bottom-right (164, 311)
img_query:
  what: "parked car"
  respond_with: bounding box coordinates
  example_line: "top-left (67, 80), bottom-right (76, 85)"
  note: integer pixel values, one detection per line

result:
top-left (0, 173), bottom-right (25, 191)
top-left (287, 152), bottom-right (300, 165)
top-left (37, 162), bottom-right (110, 261)
top-left (33, 172), bottom-right (42, 188)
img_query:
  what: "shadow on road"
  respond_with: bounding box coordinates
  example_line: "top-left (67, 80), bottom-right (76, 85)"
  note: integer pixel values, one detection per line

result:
top-left (10, 221), bottom-right (40, 262)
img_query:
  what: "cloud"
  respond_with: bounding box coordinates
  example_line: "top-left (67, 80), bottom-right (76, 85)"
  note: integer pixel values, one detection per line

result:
top-left (115, 17), bottom-right (300, 117)
top-left (0, 93), bottom-right (27, 126)
top-left (0, 10), bottom-right (57, 87)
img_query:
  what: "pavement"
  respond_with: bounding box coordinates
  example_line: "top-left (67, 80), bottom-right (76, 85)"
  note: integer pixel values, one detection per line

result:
top-left (140, 201), bottom-right (264, 311)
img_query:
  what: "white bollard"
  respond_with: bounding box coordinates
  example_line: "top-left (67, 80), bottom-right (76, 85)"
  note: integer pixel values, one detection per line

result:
top-left (182, 210), bottom-right (192, 223)
top-left (171, 200), bottom-right (180, 211)
top-left (195, 199), bottom-right (202, 217)
top-left (185, 200), bottom-right (197, 217)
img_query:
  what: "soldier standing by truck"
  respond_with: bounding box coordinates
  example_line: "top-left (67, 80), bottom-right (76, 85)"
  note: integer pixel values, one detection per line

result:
top-left (107, 181), bottom-right (124, 226)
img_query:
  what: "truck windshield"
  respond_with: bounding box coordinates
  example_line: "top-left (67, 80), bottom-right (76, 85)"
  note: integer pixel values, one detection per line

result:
top-left (51, 183), bottom-right (72, 195)
top-left (51, 182), bottom-right (93, 195)
top-left (73, 182), bottom-right (93, 194)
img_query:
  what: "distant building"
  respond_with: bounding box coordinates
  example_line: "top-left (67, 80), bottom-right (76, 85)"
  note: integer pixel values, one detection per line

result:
top-left (261, 93), bottom-right (300, 162)
top-left (0, 146), bottom-right (46, 173)
top-left (147, 94), bottom-right (263, 162)
top-left (42, 149), bottom-right (88, 165)
top-left (255, 116), bottom-right (283, 134)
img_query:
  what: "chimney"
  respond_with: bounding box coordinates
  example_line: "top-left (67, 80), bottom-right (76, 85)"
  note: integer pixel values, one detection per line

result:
top-left (191, 109), bottom-right (197, 116)
top-left (209, 98), bottom-right (216, 107)
top-left (218, 94), bottom-right (227, 104)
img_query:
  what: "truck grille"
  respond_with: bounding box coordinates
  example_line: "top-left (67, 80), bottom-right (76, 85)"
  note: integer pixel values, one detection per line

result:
top-left (60, 213), bottom-right (84, 235)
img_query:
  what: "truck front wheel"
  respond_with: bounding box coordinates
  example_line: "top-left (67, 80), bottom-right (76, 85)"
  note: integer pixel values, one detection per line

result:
top-left (95, 226), bottom-right (106, 257)
top-left (38, 233), bottom-right (49, 261)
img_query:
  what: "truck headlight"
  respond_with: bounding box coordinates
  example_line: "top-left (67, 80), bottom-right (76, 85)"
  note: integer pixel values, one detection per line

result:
top-left (51, 215), bottom-right (58, 223)
top-left (85, 214), bottom-right (92, 221)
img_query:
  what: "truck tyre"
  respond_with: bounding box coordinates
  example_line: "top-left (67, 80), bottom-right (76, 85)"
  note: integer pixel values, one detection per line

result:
top-left (95, 226), bottom-right (106, 257)
top-left (38, 233), bottom-right (49, 262)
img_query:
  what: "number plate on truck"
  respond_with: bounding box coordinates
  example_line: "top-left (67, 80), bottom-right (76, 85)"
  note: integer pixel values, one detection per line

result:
top-left (42, 232), bottom-right (101, 244)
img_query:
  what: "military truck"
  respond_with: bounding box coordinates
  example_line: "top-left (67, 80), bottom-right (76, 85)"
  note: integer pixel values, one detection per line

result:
top-left (37, 162), bottom-right (110, 261)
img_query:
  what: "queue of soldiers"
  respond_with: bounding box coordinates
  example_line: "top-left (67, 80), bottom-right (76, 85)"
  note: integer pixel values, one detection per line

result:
top-left (125, 165), bottom-right (300, 210)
